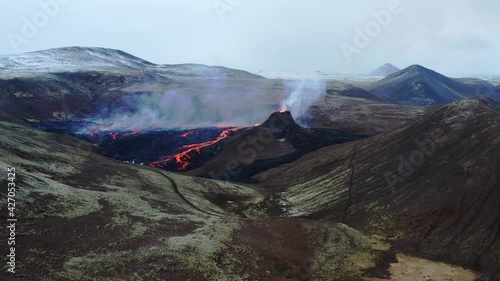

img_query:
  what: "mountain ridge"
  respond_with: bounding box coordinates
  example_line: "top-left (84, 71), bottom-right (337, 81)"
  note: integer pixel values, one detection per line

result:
top-left (253, 98), bottom-right (500, 279)
top-left (368, 64), bottom-right (500, 105)
top-left (0, 46), bottom-right (265, 80)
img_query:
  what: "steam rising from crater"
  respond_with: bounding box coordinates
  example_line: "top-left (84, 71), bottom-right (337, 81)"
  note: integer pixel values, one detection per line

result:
top-left (280, 79), bottom-right (326, 117)
top-left (84, 89), bottom-right (272, 132)
top-left (82, 79), bottom-right (326, 133)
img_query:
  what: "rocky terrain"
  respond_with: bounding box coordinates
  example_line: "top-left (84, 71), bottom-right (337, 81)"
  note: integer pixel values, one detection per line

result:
top-left (1, 47), bottom-right (499, 280)
top-left (254, 97), bottom-right (500, 279)
top-left (0, 101), bottom-right (491, 280)
top-left (182, 111), bottom-right (365, 181)
top-left (0, 121), bottom-right (374, 280)
top-left (300, 85), bottom-right (431, 136)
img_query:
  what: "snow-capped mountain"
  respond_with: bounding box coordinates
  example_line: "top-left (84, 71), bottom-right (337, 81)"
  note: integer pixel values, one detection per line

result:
top-left (0, 47), bottom-right (264, 80)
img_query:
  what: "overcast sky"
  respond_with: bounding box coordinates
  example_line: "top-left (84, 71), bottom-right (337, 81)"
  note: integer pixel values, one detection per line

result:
top-left (1, 0), bottom-right (500, 76)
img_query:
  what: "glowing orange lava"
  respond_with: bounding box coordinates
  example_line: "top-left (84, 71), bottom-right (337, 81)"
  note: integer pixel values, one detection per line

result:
top-left (216, 122), bottom-right (234, 128)
top-left (90, 130), bottom-right (101, 138)
top-left (90, 130), bottom-right (141, 140)
top-left (124, 131), bottom-right (141, 137)
top-left (255, 123), bottom-right (261, 127)
top-left (279, 110), bottom-right (287, 114)
top-left (181, 130), bottom-right (199, 138)
top-left (149, 127), bottom-right (243, 171)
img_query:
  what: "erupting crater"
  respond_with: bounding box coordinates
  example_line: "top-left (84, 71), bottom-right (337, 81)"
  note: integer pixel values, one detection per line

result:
top-left (33, 111), bottom-right (366, 180)
top-left (261, 110), bottom-right (302, 132)
top-left (169, 110), bottom-right (366, 181)
top-left (149, 110), bottom-right (304, 171)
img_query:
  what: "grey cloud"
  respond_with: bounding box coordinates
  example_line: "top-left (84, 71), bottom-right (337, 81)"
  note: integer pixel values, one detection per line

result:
top-left (0, 0), bottom-right (499, 76)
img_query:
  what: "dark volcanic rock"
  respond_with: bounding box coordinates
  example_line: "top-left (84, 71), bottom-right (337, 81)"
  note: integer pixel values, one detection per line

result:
top-left (261, 110), bottom-right (302, 132)
top-left (0, 120), bottom-right (410, 281)
top-left (301, 85), bottom-right (430, 136)
top-left (255, 98), bottom-right (500, 279)
top-left (184, 111), bottom-right (365, 182)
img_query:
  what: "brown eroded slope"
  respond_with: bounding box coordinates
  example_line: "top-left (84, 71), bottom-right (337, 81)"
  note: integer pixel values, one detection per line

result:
top-left (0, 121), bottom-right (404, 280)
top-left (254, 97), bottom-right (500, 279)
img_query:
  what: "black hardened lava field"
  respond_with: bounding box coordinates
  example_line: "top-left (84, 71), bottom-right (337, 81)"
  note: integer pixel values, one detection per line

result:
top-left (33, 110), bottom-right (366, 180)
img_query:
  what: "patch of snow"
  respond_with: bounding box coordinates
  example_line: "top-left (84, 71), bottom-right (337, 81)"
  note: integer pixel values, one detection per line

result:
top-left (255, 70), bottom-right (382, 82)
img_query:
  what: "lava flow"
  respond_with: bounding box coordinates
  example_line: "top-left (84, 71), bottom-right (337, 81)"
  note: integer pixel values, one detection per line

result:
top-left (90, 130), bottom-right (101, 138)
top-left (181, 130), bottom-right (199, 138)
top-left (89, 130), bottom-right (142, 140)
top-left (150, 127), bottom-right (243, 171)
top-left (124, 131), bottom-right (141, 137)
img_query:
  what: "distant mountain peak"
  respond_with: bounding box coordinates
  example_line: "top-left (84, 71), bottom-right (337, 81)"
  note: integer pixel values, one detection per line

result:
top-left (388, 64), bottom-right (442, 79)
top-left (406, 64), bottom-right (425, 69)
top-left (405, 64), bottom-right (432, 73)
top-left (368, 64), bottom-right (500, 105)
top-left (369, 63), bottom-right (400, 76)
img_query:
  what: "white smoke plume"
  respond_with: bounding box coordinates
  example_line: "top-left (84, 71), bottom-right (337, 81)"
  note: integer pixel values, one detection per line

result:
top-left (80, 79), bottom-right (326, 134)
top-left (280, 79), bottom-right (326, 118)
top-left (82, 89), bottom-right (272, 133)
